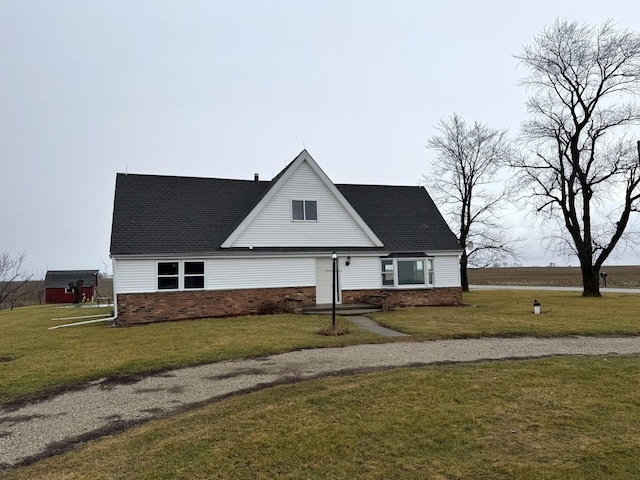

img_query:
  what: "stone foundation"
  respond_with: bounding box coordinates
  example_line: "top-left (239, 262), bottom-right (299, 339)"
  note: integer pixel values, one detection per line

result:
top-left (115, 286), bottom-right (316, 325)
top-left (342, 287), bottom-right (463, 310)
top-left (115, 286), bottom-right (463, 325)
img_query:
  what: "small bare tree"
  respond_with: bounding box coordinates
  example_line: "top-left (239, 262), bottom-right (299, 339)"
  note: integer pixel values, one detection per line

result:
top-left (425, 114), bottom-right (518, 291)
top-left (513, 20), bottom-right (640, 296)
top-left (68, 279), bottom-right (84, 304)
top-left (0, 252), bottom-right (33, 309)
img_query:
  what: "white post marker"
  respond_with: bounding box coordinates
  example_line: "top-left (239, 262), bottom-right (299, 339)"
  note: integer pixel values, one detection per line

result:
top-left (533, 299), bottom-right (541, 315)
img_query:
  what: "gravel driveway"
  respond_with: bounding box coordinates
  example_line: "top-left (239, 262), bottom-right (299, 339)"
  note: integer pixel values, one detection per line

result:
top-left (2, 334), bottom-right (640, 469)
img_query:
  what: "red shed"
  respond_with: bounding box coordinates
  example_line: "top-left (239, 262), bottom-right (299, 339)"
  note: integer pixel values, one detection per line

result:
top-left (45, 270), bottom-right (99, 304)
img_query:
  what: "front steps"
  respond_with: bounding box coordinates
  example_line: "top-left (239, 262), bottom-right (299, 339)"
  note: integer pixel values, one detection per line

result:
top-left (302, 303), bottom-right (383, 316)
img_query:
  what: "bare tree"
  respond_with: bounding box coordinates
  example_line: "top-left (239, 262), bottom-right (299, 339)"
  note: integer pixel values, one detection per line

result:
top-left (426, 113), bottom-right (518, 291)
top-left (68, 279), bottom-right (84, 304)
top-left (0, 252), bottom-right (33, 309)
top-left (513, 20), bottom-right (640, 297)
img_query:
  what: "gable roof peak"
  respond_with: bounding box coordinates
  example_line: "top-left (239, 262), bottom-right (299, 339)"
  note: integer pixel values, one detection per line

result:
top-left (220, 150), bottom-right (384, 248)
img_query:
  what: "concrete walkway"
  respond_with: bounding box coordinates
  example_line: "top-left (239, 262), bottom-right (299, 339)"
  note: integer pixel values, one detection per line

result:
top-left (3, 335), bottom-right (640, 469)
top-left (348, 316), bottom-right (410, 337)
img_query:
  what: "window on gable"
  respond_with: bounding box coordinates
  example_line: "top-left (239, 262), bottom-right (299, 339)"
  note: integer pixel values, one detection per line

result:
top-left (292, 200), bottom-right (317, 221)
top-left (184, 261), bottom-right (204, 289)
top-left (158, 262), bottom-right (179, 290)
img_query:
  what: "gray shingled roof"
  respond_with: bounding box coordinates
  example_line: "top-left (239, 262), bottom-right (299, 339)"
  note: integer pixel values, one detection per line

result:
top-left (45, 270), bottom-right (99, 288)
top-left (336, 184), bottom-right (461, 251)
top-left (110, 173), bottom-right (461, 256)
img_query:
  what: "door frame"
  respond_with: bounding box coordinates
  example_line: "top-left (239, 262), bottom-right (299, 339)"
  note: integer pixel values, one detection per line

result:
top-left (315, 257), bottom-right (341, 305)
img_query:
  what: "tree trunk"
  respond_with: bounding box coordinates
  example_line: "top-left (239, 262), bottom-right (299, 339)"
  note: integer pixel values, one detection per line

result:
top-left (73, 280), bottom-right (84, 304)
top-left (580, 262), bottom-right (601, 297)
top-left (460, 252), bottom-right (469, 292)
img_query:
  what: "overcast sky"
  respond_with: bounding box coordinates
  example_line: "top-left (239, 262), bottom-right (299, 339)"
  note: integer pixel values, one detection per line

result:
top-left (2, 0), bottom-right (639, 277)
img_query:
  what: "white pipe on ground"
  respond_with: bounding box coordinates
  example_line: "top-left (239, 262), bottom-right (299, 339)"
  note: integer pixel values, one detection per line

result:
top-left (48, 317), bottom-right (116, 330)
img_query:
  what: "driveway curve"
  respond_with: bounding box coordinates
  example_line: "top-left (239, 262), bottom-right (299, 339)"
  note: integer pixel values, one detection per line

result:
top-left (2, 335), bottom-right (640, 469)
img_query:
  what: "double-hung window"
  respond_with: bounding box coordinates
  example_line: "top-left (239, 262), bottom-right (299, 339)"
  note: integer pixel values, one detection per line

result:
top-left (184, 261), bottom-right (205, 289)
top-left (157, 261), bottom-right (205, 290)
top-left (382, 259), bottom-right (394, 286)
top-left (158, 262), bottom-right (179, 290)
top-left (381, 258), bottom-right (434, 288)
top-left (292, 200), bottom-right (317, 221)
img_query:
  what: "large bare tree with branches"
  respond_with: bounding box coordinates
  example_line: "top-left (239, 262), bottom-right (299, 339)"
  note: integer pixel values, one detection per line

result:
top-left (0, 252), bottom-right (33, 309)
top-left (426, 113), bottom-right (517, 291)
top-left (512, 20), bottom-right (640, 296)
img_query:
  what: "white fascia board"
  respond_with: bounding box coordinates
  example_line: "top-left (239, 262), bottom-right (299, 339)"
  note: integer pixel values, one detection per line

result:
top-left (111, 250), bottom-right (391, 261)
top-left (220, 150), bottom-right (384, 248)
top-left (426, 250), bottom-right (464, 256)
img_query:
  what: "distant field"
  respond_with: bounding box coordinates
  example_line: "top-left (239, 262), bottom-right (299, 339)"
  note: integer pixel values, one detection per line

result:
top-left (468, 265), bottom-right (640, 288)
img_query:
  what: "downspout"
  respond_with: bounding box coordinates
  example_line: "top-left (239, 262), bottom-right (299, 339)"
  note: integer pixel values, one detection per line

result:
top-left (110, 256), bottom-right (118, 325)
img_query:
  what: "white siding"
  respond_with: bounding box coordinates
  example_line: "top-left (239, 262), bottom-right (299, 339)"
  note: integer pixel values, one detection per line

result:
top-left (230, 161), bottom-right (378, 248)
top-left (340, 256), bottom-right (381, 290)
top-left (114, 259), bottom-right (157, 293)
top-left (207, 257), bottom-right (315, 290)
top-left (115, 257), bottom-right (316, 293)
top-left (433, 255), bottom-right (461, 287)
top-left (114, 255), bottom-right (460, 295)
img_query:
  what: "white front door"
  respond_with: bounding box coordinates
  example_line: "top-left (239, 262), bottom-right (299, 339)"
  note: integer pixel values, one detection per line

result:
top-left (316, 258), bottom-right (341, 305)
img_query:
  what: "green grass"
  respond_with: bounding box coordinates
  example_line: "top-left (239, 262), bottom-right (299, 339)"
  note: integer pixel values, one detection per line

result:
top-left (370, 290), bottom-right (640, 339)
top-left (0, 305), bottom-right (383, 406)
top-left (3, 356), bottom-right (640, 479)
top-left (2, 291), bottom-right (640, 407)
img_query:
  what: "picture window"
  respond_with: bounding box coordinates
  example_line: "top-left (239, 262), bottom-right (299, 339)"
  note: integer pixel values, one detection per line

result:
top-left (380, 258), bottom-right (433, 288)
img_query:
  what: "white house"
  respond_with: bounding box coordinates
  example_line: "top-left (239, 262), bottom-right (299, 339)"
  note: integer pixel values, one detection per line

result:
top-left (109, 150), bottom-right (462, 325)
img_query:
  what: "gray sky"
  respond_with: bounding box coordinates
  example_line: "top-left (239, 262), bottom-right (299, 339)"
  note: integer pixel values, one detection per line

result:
top-left (2, 0), bottom-right (639, 276)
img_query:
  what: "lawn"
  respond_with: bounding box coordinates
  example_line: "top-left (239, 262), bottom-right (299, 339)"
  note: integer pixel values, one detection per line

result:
top-left (371, 290), bottom-right (640, 339)
top-left (0, 304), bottom-right (383, 407)
top-left (2, 292), bottom-right (640, 478)
top-left (3, 356), bottom-right (640, 479)
top-left (2, 290), bottom-right (640, 407)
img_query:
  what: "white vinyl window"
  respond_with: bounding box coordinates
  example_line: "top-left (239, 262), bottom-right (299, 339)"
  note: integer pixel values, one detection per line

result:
top-left (157, 261), bottom-right (205, 290)
top-left (158, 262), bottom-right (179, 290)
top-left (184, 261), bottom-right (205, 289)
top-left (381, 258), bottom-right (434, 288)
top-left (292, 200), bottom-right (318, 221)
top-left (382, 259), bottom-right (394, 286)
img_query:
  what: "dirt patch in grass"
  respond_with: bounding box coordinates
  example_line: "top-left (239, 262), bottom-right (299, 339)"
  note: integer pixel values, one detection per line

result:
top-left (318, 324), bottom-right (351, 336)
